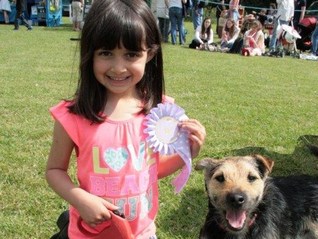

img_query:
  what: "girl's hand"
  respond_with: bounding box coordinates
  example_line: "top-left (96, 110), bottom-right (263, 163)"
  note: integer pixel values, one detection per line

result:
top-left (76, 193), bottom-right (119, 228)
top-left (179, 119), bottom-right (206, 158)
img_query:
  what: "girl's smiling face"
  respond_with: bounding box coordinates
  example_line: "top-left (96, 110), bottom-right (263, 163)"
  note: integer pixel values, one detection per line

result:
top-left (93, 45), bottom-right (153, 96)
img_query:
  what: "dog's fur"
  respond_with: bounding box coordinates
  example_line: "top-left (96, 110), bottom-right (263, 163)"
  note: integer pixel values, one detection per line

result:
top-left (195, 155), bottom-right (318, 239)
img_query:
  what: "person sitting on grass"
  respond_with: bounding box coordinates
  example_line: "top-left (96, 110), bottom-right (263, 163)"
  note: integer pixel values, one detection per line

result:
top-left (241, 19), bottom-right (265, 56)
top-left (220, 18), bottom-right (240, 52)
top-left (189, 17), bottom-right (215, 50)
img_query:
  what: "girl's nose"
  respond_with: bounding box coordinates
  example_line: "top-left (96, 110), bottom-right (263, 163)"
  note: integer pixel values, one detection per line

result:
top-left (110, 57), bottom-right (127, 74)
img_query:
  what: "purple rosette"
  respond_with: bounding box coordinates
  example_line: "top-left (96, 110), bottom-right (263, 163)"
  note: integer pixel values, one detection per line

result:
top-left (144, 102), bottom-right (192, 193)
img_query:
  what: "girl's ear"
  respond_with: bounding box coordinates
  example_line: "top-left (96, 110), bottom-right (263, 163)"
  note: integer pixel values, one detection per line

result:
top-left (146, 50), bottom-right (156, 63)
top-left (146, 46), bottom-right (158, 63)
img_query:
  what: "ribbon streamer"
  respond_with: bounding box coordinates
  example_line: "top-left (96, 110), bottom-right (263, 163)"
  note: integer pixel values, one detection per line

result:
top-left (144, 103), bottom-right (192, 193)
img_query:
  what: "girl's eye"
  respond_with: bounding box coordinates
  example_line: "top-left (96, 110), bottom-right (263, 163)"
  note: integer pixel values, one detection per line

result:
top-left (126, 52), bottom-right (141, 58)
top-left (97, 50), bottom-right (112, 57)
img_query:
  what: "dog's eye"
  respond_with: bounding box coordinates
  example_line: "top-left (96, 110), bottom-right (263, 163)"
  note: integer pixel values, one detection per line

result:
top-left (215, 174), bottom-right (225, 183)
top-left (248, 175), bottom-right (257, 182)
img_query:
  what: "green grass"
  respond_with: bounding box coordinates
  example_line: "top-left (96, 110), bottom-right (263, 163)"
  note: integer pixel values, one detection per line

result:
top-left (0, 19), bottom-right (317, 238)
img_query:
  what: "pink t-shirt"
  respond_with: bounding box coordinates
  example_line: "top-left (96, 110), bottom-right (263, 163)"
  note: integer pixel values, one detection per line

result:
top-left (50, 101), bottom-right (160, 239)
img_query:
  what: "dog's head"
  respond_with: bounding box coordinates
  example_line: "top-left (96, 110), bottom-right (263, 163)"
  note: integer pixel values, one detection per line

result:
top-left (195, 154), bottom-right (274, 233)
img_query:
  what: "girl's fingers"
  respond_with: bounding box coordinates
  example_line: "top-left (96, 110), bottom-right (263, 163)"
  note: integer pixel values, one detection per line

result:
top-left (178, 119), bottom-right (206, 158)
top-left (179, 119), bottom-right (206, 141)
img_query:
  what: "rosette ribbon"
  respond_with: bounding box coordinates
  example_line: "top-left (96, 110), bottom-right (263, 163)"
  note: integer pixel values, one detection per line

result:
top-left (144, 102), bottom-right (192, 193)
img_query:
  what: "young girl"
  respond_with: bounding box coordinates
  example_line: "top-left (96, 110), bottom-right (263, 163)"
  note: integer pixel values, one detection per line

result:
top-left (189, 17), bottom-right (214, 50)
top-left (46, 0), bottom-right (206, 239)
top-left (242, 19), bottom-right (265, 56)
top-left (220, 18), bottom-right (240, 52)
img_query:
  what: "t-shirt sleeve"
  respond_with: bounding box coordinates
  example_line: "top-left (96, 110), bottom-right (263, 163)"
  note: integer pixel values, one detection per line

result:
top-left (162, 95), bottom-right (175, 103)
top-left (49, 101), bottom-right (80, 146)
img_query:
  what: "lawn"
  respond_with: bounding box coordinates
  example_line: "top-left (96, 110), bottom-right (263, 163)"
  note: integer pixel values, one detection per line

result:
top-left (0, 18), bottom-right (317, 239)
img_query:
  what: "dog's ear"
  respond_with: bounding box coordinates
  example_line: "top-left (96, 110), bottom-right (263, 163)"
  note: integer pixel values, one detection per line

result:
top-left (195, 158), bottom-right (220, 171)
top-left (195, 158), bottom-right (222, 178)
top-left (253, 154), bottom-right (274, 178)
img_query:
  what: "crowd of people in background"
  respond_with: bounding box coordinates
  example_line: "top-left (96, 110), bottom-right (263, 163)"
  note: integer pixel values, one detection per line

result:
top-left (155, 0), bottom-right (318, 58)
top-left (1, 0), bottom-right (317, 56)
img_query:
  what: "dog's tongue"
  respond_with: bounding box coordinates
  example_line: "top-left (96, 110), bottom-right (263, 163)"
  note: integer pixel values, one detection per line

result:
top-left (226, 211), bottom-right (247, 229)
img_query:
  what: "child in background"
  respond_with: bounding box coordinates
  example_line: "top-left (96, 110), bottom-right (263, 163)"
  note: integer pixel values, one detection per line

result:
top-left (242, 19), bottom-right (265, 56)
top-left (46, 0), bottom-right (206, 238)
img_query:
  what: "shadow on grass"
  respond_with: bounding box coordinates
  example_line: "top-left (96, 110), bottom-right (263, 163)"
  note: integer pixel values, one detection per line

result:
top-left (42, 23), bottom-right (76, 32)
top-left (159, 135), bottom-right (318, 238)
top-left (229, 134), bottom-right (318, 176)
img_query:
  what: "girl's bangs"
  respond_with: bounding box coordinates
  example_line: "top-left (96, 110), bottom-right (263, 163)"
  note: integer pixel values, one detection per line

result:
top-left (93, 10), bottom-right (146, 51)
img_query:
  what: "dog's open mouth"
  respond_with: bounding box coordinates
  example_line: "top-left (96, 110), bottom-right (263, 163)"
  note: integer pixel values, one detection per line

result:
top-left (225, 210), bottom-right (247, 231)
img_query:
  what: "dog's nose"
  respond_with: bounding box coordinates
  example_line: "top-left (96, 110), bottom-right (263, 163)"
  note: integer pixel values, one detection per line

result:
top-left (226, 193), bottom-right (246, 208)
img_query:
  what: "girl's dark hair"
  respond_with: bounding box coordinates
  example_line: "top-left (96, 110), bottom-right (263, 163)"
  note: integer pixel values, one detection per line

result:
top-left (69, 0), bottom-right (164, 123)
top-left (225, 18), bottom-right (236, 37)
top-left (201, 17), bottom-right (212, 39)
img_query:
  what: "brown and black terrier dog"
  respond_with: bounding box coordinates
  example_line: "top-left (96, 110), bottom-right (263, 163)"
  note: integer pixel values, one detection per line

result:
top-left (195, 154), bottom-right (318, 239)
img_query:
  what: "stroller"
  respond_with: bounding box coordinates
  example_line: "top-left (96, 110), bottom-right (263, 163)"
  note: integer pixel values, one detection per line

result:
top-left (268, 17), bottom-right (302, 57)
top-left (296, 16), bottom-right (317, 51)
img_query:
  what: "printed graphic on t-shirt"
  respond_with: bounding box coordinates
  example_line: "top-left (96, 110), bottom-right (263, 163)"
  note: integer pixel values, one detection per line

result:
top-left (89, 140), bottom-right (157, 221)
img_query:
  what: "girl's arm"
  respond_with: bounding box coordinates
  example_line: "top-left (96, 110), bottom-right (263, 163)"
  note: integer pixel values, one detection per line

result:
top-left (255, 31), bottom-right (265, 52)
top-left (207, 29), bottom-right (214, 44)
top-left (158, 119), bottom-right (206, 179)
top-left (158, 154), bottom-right (184, 179)
top-left (46, 121), bottom-right (118, 227)
top-left (242, 31), bottom-right (248, 46)
top-left (194, 26), bottom-right (204, 44)
top-left (165, 0), bottom-right (169, 8)
top-left (46, 121), bottom-right (79, 205)
top-left (221, 31), bottom-right (228, 42)
top-left (227, 27), bottom-right (240, 44)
